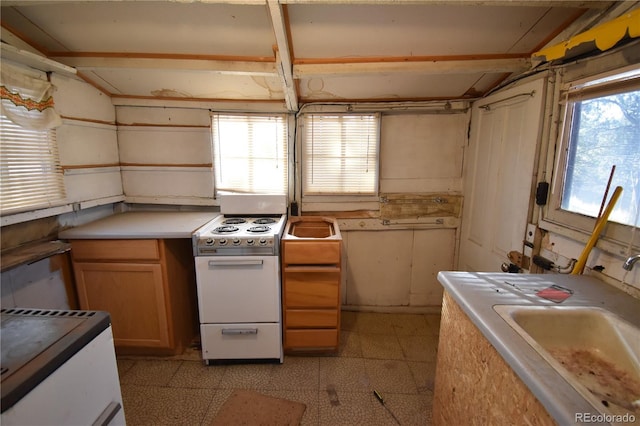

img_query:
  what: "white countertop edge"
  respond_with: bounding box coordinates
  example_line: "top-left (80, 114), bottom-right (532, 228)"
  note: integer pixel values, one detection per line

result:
top-left (58, 211), bottom-right (220, 240)
top-left (437, 271), bottom-right (640, 426)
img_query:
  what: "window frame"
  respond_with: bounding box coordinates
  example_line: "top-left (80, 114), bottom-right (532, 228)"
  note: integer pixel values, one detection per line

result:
top-left (541, 63), bottom-right (640, 248)
top-left (211, 112), bottom-right (289, 196)
top-left (300, 112), bottom-right (381, 199)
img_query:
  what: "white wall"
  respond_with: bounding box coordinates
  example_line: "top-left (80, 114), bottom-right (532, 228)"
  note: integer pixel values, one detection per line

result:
top-left (380, 113), bottom-right (465, 193)
top-left (336, 111), bottom-right (467, 312)
top-left (115, 106), bottom-right (214, 205)
top-left (52, 73), bottom-right (123, 209)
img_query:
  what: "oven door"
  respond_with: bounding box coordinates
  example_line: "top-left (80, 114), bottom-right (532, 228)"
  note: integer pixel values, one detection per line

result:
top-left (195, 256), bottom-right (280, 324)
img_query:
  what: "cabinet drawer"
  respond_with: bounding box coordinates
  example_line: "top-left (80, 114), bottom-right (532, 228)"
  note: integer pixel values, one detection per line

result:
top-left (285, 329), bottom-right (338, 350)
top-left (70, 240), bottom-right (161, 261)
top-left (284, 271), bottom-right (339, 308)
top-left (200, 323), bottom-right (281, 360)
top-left (286, 309), bottom-right (338, 328)
top-left (282, 241), bottom-right (340, 265)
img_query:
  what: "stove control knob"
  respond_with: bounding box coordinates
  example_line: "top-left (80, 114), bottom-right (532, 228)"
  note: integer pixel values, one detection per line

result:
top-left (232, 238), bottom-right (241, 246)
top-left (247, 239), bottom-right (255, 246)
top-left (205, 238), bottom-right (214, 245)
top-left (219, 239), bottom-right (227, 246)
top-left (259, 238), bottom-right (267, 246)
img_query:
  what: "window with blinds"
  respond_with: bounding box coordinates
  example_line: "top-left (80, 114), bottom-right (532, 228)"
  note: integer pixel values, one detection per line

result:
top-left (212, 113), bottom-right (288, 195)
top-left (0, 113), bottom-right (66, 215)
top-left (302, 113), bottom-right (380, 195)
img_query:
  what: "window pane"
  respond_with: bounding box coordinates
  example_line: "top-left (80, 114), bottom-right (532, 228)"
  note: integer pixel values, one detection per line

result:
top-left (212, 114), bottom-right (288, 195)
top-left (562, 89), bottom-right (640, 226)
top-left (0, 114), bottom-right (66, 215)
top-left (302, 114), bottom-right (379, 195)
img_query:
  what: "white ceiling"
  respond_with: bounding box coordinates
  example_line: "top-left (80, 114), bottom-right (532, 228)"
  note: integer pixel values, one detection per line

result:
top-left (1, 1), bottom-right (636, 111)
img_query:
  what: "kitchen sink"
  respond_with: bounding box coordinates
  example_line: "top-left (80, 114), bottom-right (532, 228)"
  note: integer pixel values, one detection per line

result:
top-left (493, 305), bottom-right (640, 419)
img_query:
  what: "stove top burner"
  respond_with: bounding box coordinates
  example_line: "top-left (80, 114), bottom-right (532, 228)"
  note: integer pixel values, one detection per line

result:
top-left (247, 225), bottom-right (271, 234)
top-left (213, 225), bottom-right (239, 234)
top-left (222, 218), bottom-right (247, 225)
top-left (193, 212), bottom-right (287, 256)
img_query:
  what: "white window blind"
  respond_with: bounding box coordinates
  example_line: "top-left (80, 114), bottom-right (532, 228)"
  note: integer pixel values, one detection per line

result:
top-left (212, 113), bottom-right (288, 194)
top-left (302, 113), bottom-right (379, 195)
top-left (0, 113), bottom-right (66, 214)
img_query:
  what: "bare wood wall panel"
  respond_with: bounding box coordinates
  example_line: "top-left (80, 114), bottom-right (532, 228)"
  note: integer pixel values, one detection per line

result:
top-left (380, 113), bottom-right (467, 193)
top-left (52, 74), bottom-right (116, 122)
top-left (410, 229), bottom-right (456, 306)
top-left (116, 107), bottom-right (215, 204)
top-left (52, 73), bottom-right (124, 205)
top-left (345, 230), bottom-right (413, 306)
top-left (343, 229), bottom-right (455, 309)
top-left (117, 127), bottom-right (211, 165)
top-left (57, 123), bottom-right (119, 166)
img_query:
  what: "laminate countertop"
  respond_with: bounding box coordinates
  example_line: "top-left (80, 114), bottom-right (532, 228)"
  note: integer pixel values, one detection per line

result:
top-left (437, 271), bottom-right (640, 426)
top-left (58, 211), bottom-right (219, 240)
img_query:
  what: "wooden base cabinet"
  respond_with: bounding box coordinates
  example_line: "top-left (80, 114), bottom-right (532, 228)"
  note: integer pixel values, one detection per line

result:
top-left (433, 291), bottom-right (555, 425)
top-left (281, 218), bottom-right (342, 353)
top-left (69, 239), bottom-right (197, 355)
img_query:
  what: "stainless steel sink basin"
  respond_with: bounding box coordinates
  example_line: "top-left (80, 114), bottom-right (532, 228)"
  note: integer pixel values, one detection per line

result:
top-left (494, 305), bottom-right (640, 419)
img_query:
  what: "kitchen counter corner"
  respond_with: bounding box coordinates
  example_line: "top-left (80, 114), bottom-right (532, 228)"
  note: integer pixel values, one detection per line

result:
top-left (436, 271), bottom-right (640, 426)
top-left (58, 211), bottom-right (219, 240)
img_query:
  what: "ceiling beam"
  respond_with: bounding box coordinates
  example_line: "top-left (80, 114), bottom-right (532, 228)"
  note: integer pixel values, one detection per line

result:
top-left (278, 0), bottom-right (613, 7)
top-left (1, 42), bottom-right (77, 75)
top-left (267, 0), bottom-right (298, 111)
top-left (0, 0), bottom-right (614, 6)
top-left (48, 56), bottom-right (278, 76)
top-left (294, 58), bottom-right (531, 78)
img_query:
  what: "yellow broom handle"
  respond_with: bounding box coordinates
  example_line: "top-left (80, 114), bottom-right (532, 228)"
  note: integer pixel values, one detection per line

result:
top-left (571, 186), bottom-right (622, 275)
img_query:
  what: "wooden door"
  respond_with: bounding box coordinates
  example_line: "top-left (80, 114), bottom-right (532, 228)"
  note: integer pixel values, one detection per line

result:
top-left (458, 78), bottom-right (545, 272)
top-left (73, 262), bottom-right (170, 349)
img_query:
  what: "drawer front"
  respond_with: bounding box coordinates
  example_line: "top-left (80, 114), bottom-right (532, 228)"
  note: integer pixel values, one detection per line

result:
top-left (285, 329), bottom-right (338, 350)
top-left (200, 323), bottom-right (282, 360)
top-left (282, 241), bottom-right (340, 265)
top-left (284, 271), bottom-right (339, 308)
top-left (286, 309), bottom-right (338, 328)
top-left (71, 240), bottom-right (160, 261)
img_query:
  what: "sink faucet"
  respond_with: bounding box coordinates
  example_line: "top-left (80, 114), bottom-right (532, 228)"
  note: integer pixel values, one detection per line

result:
top-left (623, 254), bottom-right (640, 271)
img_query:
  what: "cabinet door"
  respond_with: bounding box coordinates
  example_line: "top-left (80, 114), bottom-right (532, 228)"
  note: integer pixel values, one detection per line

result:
top-left (73, 262), bottom-right (170, 349)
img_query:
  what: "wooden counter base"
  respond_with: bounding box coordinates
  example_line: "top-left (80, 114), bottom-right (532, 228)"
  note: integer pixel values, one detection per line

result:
top-left (70, 238), bottom-right (197, 355)
top-left (282, 217), bottom-right (342, 353)
top-left (433, 291), bottom-right (556, 426)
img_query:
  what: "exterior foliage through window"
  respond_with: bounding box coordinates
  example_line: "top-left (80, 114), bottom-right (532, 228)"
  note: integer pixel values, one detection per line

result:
top-left (561, 68), bottom-right (640, 227)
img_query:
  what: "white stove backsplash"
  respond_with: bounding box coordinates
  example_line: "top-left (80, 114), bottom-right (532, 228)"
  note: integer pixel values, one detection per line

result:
top-left (219, 193), bottom-right (287, 216)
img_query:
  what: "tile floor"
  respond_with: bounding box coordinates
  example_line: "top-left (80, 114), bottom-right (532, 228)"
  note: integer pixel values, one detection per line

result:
top-left (117, 311), bottom-right (441, 425)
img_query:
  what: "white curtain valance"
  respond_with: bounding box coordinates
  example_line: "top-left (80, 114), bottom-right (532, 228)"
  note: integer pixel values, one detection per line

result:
top-left (0, 62), bottom-right (62, 130)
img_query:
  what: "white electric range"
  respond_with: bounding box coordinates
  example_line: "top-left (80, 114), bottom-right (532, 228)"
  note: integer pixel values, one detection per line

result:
top-left (192, 194), bottom-right (287, 364)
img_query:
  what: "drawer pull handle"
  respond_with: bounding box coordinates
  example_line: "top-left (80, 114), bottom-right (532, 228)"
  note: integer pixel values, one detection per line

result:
top-left (92, 401), bottom-right (122, 426)
top-left (208, 259), bottom-right (264, 267)
top-left (221, 328), bottom-right (259, 335)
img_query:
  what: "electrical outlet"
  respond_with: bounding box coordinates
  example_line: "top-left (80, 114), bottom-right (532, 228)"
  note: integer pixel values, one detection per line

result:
top-left (525, 223), bottom-right (536, 245)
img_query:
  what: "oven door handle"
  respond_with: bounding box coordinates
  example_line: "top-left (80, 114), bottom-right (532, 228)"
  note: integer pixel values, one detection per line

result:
top-left (221, 328), bottom-right (259, 335)
top-left (207, 259), bottom-right (264, 268)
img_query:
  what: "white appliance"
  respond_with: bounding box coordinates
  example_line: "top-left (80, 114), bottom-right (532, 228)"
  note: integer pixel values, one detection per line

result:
top-left (1, 308), bottom-right (125, 425)
top-left (192, 194), bottom-right (287, 364)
